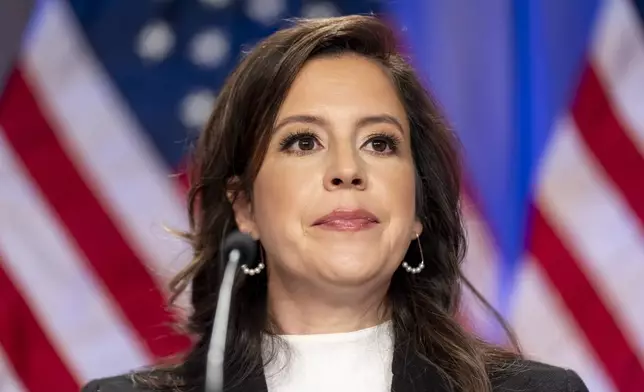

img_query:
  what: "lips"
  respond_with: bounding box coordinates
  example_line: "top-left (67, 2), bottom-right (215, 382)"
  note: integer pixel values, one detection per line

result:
top-left (312, 209), bottom-right (380, 231)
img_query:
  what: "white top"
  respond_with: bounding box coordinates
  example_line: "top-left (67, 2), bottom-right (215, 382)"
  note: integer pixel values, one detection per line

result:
top-left (262, 321), bottom-right (394, 392)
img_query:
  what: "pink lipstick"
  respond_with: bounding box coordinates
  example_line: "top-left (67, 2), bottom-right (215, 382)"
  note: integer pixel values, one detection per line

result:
top-left (312, 209), bottom-right (379, 232)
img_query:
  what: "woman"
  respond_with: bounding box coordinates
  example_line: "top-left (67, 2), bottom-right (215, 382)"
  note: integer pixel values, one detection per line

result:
top-left (83, 15), bottom-right (588, 392)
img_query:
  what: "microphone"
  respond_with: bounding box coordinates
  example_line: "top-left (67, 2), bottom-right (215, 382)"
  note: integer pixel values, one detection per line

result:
top-left (205, 230), bottom-right (257, 392)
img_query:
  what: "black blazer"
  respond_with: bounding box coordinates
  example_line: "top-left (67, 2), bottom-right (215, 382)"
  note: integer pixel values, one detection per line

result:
top-left (81, 346), bottom-right (589, 392)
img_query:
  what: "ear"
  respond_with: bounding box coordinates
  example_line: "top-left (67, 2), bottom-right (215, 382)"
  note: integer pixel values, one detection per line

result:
top-left (412, 218), bottom-right (423, 240)
top-left (227, 178), bottom-right (259, 240)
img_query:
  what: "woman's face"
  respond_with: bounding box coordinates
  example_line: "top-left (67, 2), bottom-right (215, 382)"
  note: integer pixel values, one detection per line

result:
top-left (234, 54), bottom-right (421, 289)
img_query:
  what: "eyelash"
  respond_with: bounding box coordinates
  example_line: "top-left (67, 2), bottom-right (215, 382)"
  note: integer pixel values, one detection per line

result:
top-left (278, 130), bottom-right (401, 156)
top-left (367, 132), bottom-right (401, 155)
top-left (278, 130), bottom-right (320, 155)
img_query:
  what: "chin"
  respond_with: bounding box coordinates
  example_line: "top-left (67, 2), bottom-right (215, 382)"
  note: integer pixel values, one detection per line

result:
top-left (322, 273), bottom-right (379, 288)
top-left (318, 257), bottom-right (388, 286)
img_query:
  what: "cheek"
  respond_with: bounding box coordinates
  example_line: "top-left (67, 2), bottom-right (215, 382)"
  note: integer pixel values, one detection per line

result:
top-left (251, 162), bottom-right (317, 233)
top-left (377, 164), bottom-right (417, 221)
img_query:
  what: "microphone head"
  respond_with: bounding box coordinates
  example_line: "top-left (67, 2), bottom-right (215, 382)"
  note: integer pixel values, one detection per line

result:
top-left (222, 230), bottom-right (257, 264)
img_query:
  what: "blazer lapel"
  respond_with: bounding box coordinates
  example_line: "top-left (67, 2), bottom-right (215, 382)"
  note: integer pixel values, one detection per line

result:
top-left (224, 367), bottom-right (268, 392)
top-left (226, 375), bottom-right (268, 392)
top-left (391, 341), bottom-right (451, 392)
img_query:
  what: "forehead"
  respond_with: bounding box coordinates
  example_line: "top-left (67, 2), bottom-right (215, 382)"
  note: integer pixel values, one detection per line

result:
top-left (277, 54), bottom-right (408, 124)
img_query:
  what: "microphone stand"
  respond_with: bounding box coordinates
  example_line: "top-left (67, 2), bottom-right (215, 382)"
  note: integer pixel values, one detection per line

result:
top-left (204, 231), bottom-right (256, 392)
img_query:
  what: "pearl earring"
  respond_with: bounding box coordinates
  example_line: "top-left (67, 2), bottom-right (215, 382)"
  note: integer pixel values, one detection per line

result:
top-left (401, 233), bottom-right (425, 274)
top-left (241, 243), bottom-right (265, 276)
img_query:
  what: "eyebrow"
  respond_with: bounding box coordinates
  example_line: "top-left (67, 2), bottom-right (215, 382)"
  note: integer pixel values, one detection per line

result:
top-left (356, 115), bottom-right (405, 133)
top-left (274, 115), bottom-right (327, 131)
top-left (274, 114), bottom-right (405, 133)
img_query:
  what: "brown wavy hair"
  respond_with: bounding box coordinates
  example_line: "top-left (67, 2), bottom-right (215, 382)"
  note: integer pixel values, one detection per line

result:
top-left (136, 14), bottom-right (520, 392)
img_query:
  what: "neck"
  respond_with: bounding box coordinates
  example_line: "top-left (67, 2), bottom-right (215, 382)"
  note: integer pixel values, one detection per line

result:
top-left (266, 272), bottom-right (390, 335)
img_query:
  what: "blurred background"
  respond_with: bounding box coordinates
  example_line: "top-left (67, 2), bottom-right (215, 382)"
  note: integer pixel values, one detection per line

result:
top-left (0, 0), bottom-right (642, 391)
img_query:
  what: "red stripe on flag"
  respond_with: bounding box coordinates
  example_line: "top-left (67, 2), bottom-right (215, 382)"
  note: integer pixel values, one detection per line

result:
top-left (530, 206), bottom-right (644, 392)
top-left (0, 70), bottom-right (190, 359)
top-left (174, 159), bottom-right (191, 193)
top-left (573, 65), bottom-right (644, 223)
top-left (0, 258), bottom-right (79, 391)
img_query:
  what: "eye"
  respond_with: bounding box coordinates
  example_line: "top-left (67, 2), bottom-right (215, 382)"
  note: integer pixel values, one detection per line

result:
top-left (370, 138), bottom-right (389, 153)
top-left (279, 130), bottom-right (322, 155)
top-left (363, 133), bottom-right (401, 155)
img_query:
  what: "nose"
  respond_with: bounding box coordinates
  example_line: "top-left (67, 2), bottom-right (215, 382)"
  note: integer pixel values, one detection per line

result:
top-left (323, 147), bottom-right (367, 191)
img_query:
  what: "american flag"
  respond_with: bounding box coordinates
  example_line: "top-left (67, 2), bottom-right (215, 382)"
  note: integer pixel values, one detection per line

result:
top-left (0, 0), bottom-right (642, 391)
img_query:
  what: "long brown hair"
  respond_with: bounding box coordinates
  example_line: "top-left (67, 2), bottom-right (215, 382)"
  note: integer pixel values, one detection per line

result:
top-left (137, 15), bottom-right (519, 392)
